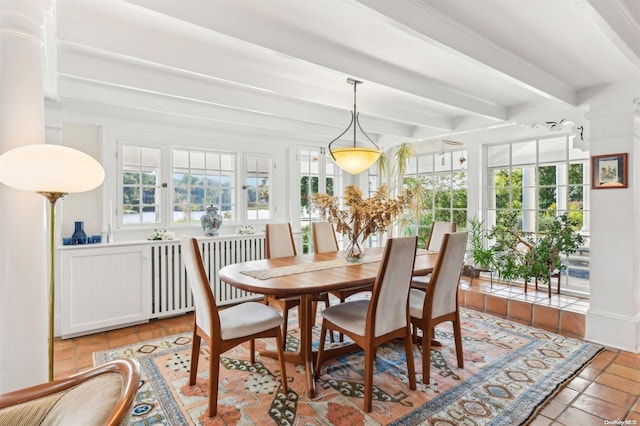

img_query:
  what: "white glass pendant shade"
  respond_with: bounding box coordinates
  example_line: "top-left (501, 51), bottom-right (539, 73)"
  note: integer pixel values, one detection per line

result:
top-left (331, 147), bottom-right (381, 175)
top-left (0, 144), bottom-right (105, 193)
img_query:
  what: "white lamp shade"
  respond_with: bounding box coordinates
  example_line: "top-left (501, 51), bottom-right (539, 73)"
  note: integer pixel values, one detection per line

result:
top-left (331, 147), bottom-right (381, 175)
top-left (0, 144), bottom-right (105, 193)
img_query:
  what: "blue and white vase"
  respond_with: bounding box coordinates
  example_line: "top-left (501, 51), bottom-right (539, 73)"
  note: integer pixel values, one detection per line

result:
top-left (201, 205), bottom-right (223, 236)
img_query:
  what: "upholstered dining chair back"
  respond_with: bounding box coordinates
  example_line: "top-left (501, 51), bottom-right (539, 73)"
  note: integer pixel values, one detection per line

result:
top-left (426, 221), bottom-right (456, 251)
top-left (315, 235), bottom-right (418, 412)
top-left (371, 236), bottom-right (418, 336)
top-left (409, 231), bottom-right (467, 384)
top-left (181, 235), bottom-right (219, 337)
top-left (312, 221), bottom-right (339, 253)
top-left (428, 232), bottom-right (467, 319)
top-left (266, 223), bottom-right (297, 258)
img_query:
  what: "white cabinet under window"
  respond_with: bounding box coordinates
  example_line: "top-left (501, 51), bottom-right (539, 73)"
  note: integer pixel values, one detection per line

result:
top-left (59, 234), bottom-right (266, 338)
top-left (61, 244), bottom-right (150, 338)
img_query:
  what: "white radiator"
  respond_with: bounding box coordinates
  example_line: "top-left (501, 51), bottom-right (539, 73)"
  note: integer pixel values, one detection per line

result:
top-left (149, 234), bottom-right (266, 318)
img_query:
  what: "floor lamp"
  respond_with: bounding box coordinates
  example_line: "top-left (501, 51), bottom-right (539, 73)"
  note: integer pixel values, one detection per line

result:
top-left (0, 144), bottom-right (105, 381)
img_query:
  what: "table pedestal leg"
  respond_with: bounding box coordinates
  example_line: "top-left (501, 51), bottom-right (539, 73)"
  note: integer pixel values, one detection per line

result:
top-left (260, 295), bottom-right (317, 397)
top-left (259, 294), bottom-right (360, 397)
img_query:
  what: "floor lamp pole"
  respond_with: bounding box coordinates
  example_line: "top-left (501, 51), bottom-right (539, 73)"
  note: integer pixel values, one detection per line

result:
top-left (39, 191), bottom-right (66, 382)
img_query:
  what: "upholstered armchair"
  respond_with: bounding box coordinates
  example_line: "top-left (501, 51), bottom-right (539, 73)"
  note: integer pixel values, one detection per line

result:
top-left (0, 358), bottom-right (141, 426)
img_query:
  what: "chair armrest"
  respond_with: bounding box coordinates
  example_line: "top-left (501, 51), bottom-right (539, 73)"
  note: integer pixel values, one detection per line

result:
top-left (0, 358), bottom-right (140, 425)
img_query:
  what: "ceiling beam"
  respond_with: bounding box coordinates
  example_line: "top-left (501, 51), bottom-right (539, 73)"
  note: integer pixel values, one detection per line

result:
top-left (357, 0), bottom-right (577, 106)
top-left (128, 0), bottom-right (508, 121)
top-left (579, 0), bottom-right (640, 68)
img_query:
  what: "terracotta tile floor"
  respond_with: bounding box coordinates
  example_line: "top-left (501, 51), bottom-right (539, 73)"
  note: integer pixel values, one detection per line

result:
top-left (54, 278), bottom-right (640, 424)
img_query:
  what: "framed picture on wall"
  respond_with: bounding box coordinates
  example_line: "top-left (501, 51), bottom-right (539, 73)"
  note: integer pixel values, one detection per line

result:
top-left (591, 153), bottom-right (628, 189)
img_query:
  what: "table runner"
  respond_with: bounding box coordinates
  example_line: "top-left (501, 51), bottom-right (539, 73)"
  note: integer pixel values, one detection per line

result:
top-left (240, 249), bottom-right (434, 280)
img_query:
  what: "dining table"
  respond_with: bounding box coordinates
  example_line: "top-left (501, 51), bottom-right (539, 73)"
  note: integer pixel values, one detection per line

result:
top-left (218, 246), bottom-right (437, 397)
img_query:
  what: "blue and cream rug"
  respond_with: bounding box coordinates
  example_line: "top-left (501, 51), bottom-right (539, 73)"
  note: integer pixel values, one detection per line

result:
top-left (94, 309), bottom-right (602, 425)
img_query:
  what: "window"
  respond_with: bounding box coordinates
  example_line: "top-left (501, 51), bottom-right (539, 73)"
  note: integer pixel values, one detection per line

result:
top-left (485, 136), bottom-right (590, 293)
top-left (172, 149), bottom-right (236, 224)
top-left (299, 146), bottom-right (343, 253)
top-left (245, 154), bottom-right (272, 221)
top-left (121, 145), bottom-right (161, 225)
top-left (404, 150), bottom-right (468, 248)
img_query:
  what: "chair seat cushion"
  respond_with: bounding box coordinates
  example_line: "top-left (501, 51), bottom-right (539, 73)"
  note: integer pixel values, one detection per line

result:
top-left (321, 299), bottom-right (369, 336)
top-left (219, 302), bottom-right (283, 340)
top-left (409, 288), bottom-right (426, 320)
top-left (411, 275), bottom-right (430, 290)
top-left (42, 374), bottom-right (124, 426)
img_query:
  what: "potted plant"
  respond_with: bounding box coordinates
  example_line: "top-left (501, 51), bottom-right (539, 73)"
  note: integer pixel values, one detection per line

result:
top-left (488, 211), bottom-right (524, 283)
top-left (519, 213), bottom-right (584, 286)
top-left (467, 217), bottom-right (494, 277)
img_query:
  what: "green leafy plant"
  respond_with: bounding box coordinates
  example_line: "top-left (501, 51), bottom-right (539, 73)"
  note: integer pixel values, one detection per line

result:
top-left (520, 213), bottom-right (584, 284)
top-left (488, 211), bottom-right (524, 283)
top-left (467, 217), bottom-right (493, 271)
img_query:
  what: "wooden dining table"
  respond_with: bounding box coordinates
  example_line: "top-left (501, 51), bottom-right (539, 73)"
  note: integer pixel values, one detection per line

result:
top-left (218, 246), bottom-right (437, 397)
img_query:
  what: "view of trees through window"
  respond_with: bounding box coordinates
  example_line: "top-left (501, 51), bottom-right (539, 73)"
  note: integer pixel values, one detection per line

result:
top-left (403, 150), bottom-right (468, 248)
top-left (299, 147), bottom-right (342, 253)
top-left (245, 155), bottom-right (272, 221)
top-left (486, 136), bottom-right (590, 292)
top-left (121, 145), bottom-right (161, 225)
top-left (172, 149), bottom-right (236, 224)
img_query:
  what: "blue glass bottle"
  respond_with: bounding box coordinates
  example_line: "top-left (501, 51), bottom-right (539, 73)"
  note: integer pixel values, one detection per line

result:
top-left (72, 221), bottom-right (87, 244)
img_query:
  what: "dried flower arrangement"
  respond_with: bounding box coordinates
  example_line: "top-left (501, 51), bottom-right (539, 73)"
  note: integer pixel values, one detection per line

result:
top-left (312, 184), bottom-right (412, 242)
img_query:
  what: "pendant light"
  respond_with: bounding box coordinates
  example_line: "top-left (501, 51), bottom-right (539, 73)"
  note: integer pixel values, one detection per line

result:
top-left (328, 78), bottom-right (381, 175)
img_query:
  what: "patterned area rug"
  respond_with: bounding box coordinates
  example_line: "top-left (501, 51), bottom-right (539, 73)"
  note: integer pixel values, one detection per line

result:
top-left (94, 309), bottom-right (601, 425)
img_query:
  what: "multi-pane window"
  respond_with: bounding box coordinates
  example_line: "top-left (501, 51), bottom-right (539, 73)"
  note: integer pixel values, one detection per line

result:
top-left (121, 145), bottom-right (161, 225)
top-left (404, 150), bottom-right (468, 247)
top-left (172, 149), bottom-right (236, 224)
top-left (299, 146), bottom-right (342, 253)
top-left (245, 155), bottom-right (272, 221)
top-left (485, 136), bottom-right (590, 292)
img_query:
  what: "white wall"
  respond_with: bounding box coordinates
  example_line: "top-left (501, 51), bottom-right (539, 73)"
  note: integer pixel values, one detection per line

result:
top-left (585, 80), bottom-right (640, 352)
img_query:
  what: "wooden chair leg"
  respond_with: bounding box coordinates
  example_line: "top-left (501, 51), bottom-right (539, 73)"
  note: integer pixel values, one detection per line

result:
top-left (189, 332), bottom-right (201, 386)
top-left (422, 323), bottom-right (433, 384)
top-left (282, 304), bottom-right (289, 344)
top-left (363, 344), bottom-right (375, 412)
top-left (274, 329), bottom-right (288, 394)
top-left (249, 339), bottom-right (255, 364)
top-left (208, 349), bottom-right (221, 417)
top-left (321, 294), bottom-right (335, 343)
top-left (338, 295), bottom-right (346, 343)
top-left (315, 321), bottom-right (328, 379)
top-left (404, 326), bottom-right (416, 390)
top-left (453, 313), bottom-right (464, 369)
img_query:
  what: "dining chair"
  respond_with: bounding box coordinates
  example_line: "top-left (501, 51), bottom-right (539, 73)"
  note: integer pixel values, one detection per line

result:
top-left (315, 236), bottom-right (418, 412)
top-left (264, 223), bottom-right (331, 343)
top-left (412, 221), bottom-right (457, 290)
top-left (409, 231), bottom-right (467, 384)
top-left (180, 235), bottom-right (288, 417)
top-left (312, 221), bottom-right (370, 342)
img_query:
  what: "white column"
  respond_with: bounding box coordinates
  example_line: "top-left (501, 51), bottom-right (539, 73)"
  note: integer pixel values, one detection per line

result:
top-left (585, 80), bottom-right (640, 353)
top-left (0, 0), bottom-right (51, 391)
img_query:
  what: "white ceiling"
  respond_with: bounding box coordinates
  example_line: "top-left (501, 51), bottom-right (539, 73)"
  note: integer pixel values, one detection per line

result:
top-left (53, 0), bottom-right (640, 151)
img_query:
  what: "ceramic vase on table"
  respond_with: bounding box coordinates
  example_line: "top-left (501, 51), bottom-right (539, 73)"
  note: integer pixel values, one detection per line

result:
top-left (201, 205), bottom-right (223, 236)
top-left (344, 233), bottom-right (365, 262)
